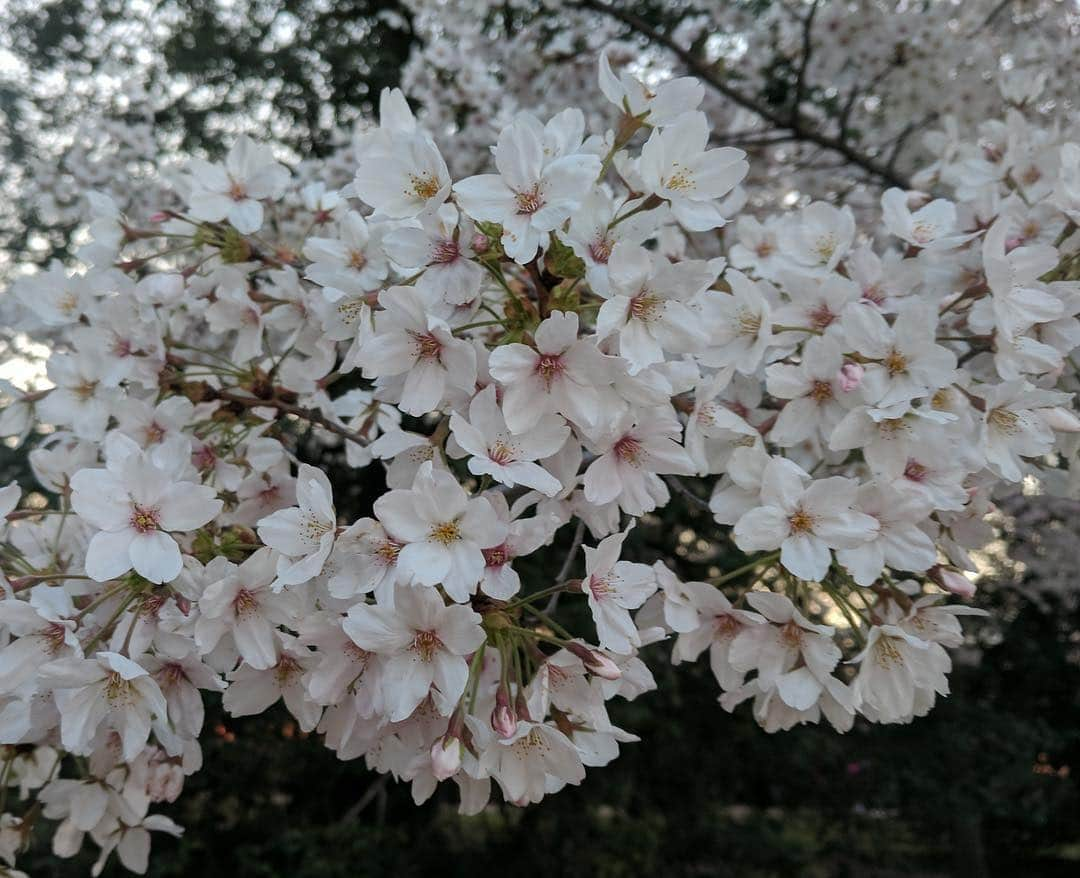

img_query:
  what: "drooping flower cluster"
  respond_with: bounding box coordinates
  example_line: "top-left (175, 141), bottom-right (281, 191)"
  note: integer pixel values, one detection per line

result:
top-left (2, 47), bottom-right (1080, 876)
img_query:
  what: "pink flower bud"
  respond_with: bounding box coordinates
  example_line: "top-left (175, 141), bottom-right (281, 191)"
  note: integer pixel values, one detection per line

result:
top-left (147, 762), bottom-right (184, 802)
top-left (839, 363), bottom-right (864, 392)
top-left (566, 641), bottom-right (623, 680)
top-left (430, 737), bottom-right (462, 781)
top-left (583, 651), bottom-right (622, 681)
top-left (471, 233), bottom-right (490, 254)
top-left (491, 688), bottom-right (517, 739)
top-left (930, 565), bottom-right (976, 598)
top-left (148, 212), bottom-right (169, 224)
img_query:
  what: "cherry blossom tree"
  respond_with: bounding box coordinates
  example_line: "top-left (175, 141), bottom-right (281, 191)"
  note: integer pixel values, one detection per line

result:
top-left (2, 1), bottom-right (1080, 874)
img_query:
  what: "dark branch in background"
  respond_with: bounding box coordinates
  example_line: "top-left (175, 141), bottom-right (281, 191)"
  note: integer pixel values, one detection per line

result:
top-left (577, 0), bottom-right (913, 190)
top-left (791, 0), bottom-right (821, 127)
top-left (214, 388), bottom-right (368, 446)
top-left (978, 0), bottom-right (1015, 34)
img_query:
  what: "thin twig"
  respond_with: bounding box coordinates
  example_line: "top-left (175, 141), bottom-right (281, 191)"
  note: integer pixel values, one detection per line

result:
top-left (546, 519), bottom-right (586, 614)
top-left (664, 476), bottom-right (712, 511)
top-left (791, 0), bottom-right (821, 126)
top-left (338, 774), bottom-right (390, 825)
top-left (216, 389), bottom-right (367, 446)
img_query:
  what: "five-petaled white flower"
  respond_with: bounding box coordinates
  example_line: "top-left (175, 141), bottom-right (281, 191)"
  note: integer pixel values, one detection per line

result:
top-left (343, 584), bottom-right (486, 722)
top-left (71, 435), bottom-right (222, 584)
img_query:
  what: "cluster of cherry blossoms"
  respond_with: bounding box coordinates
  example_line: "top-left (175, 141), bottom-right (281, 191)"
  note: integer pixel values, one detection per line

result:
top-left (2, 48), bottom-right (1080, 876)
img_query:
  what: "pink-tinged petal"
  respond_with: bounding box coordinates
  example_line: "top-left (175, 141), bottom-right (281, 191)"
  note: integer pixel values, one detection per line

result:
top-left (732, 506), bottom-right (788, 552)
top-left (459, 497), bottom-right (506, 548)
top-left (223, 672), bottom-right (281, 716)
top-left (431, 652), bottom-right (469, 714)
top-left (453, 175), bottom-right (515, 222)
top-left (436, 604), bottom-right (486, 654)
top-left (158, 482), bottom-right (222, 531)
top-left (343, 605), bottom-right (413, 653)
top-left (58, 686), bottom-right (109, 754)
top-left (488, 344), bottom-right (539, 384)
top-left (129, 530), bottom-right (183, 584)
top-left (233, 617), bottom-right (279, 670)
top-left (534, 311), bottom-right (579, 354)
top-left (501, 461), bottom-right (563, 497)
top-left (780, 534), bottom-right (831, 582)
top-left (70, 469), bottom-right (131, 530)
top-left (775, 667), bottom-right (823, 711)
top-left (84, 529), bottom-right (136, 582)
top-left (398, 541), bottom-right (452, 586)
top-left (583, 452), bottom-right (623, 506)
top-left (383, 651), bottom-right (436, 721)
top-left (372, 490), bottom-right (428, 542)
top-left (745, 591), bottom-right (795, 624)
top-left (228, 199), bottom-right (264, 235)
top-left (256, 507), bottom-right (310, 556)
top-left (441, 543), bottom-right (486, 602)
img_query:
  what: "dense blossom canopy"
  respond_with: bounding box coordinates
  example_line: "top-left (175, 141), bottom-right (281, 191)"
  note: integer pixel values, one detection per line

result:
top-left (2, 0), bottom-right (1080, 874)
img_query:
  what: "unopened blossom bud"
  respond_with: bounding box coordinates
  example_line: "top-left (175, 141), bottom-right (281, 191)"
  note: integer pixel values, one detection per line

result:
top-left (583, 651), bottom-right (622, 681)
top-left (514, 689), bottom-right (532, 723)
top-left (430, 736), bottom-right (462, 781)
top-left (147, 762), bottom-right (185, 802)
top-left (491, 688), bottom-right (517, 739)
top-left (566, 642), bottom-right (622, 680)
top-left (839, 363), bottom-right (865, 392)
top-left (471, 233), bottom-right (489, 254)
top-left (929, 565), bottom-right (976, 598)
top-left (148, 211), bottom-right (169, 223)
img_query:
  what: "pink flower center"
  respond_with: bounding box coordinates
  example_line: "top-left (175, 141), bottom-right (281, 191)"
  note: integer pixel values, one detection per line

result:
top-left (904, 459), bottom-right (929, 482)
top-left (535, 354), bottom-right (565, 388)
top-left (713, 614), bottom-right (740, 640)
top-left (411, 331), bottom-right (443, 360)
top-left (233, 588), bottom-right (260, 619)
top-left (588, 236), bottom-right (614, 264)
top-left (514, 185), bottom-right (545, 215)
top-left (274, 654), bottom-right (302, 685)
top-left (43, 622), bottom-right (70, 655)
top-left (145, 422), bottom-right (166, 444)
top-left (808, 303), bottom-right (837, 330)
top-left (787, 506), bottom-right (816, 535)
top-left (412, 630), bottom-right (442, 662)
top-left (483, 544), bottom-right (510, 568)
top-left (629, 293), bottom-right (662, 322)
top-left (130, 504), bottom-right (161, 534)
top-left (588, 574), bottom-right (613, 600)
top-left (488, 439), bottom-right (517, 465)
top-left (375, 539), bottom-right (402, 567)
top-left (613, 434), bottom-right (644, 466)
top-left (809, 380), bottom-right (834, 403)
top-left (430, 239), bottom-right (460, 264)
top-left (193, 445), bottom-right (217, 471)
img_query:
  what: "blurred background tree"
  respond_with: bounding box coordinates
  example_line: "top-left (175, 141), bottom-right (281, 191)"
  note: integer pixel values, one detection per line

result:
top-left (3, 1), bottom-right (1080, 876)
